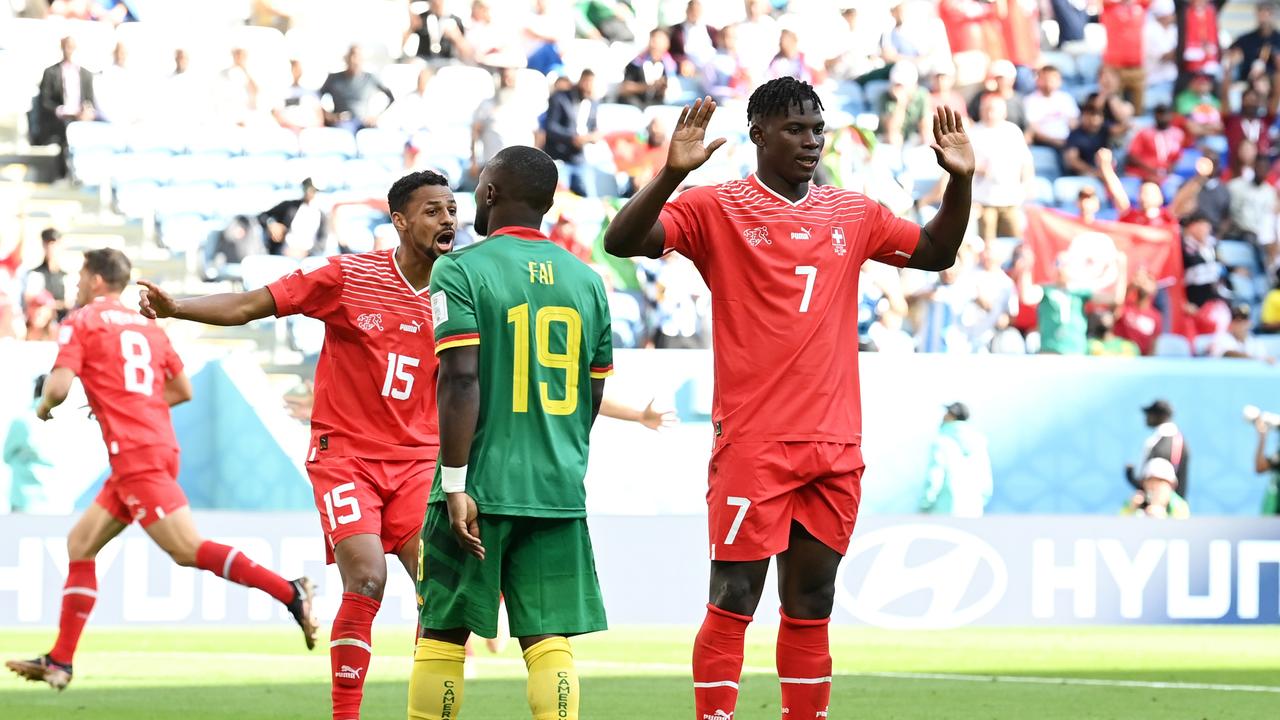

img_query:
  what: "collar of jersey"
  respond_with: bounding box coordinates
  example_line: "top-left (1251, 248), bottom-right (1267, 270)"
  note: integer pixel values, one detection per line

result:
top-left (489, 226), bottom-right (549, 241)
top-left (749, 173), bottom-right (810, 207)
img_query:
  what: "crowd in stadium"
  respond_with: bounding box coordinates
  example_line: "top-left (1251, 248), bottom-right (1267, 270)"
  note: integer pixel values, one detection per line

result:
top-left (4, 0), bottom-right (1280, 358)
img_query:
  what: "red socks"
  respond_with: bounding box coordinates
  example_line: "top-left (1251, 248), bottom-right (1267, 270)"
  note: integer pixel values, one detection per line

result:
top-left (48, 560), bottom-right (97, 666)
top-left (777, 612), bottom-right (832, 720)
top-left (331, 592), bottom-right (380, 720)
top-left (692, 603), bottom-right (751, 719)
top-left (195, 541), bottom-right (294, 605)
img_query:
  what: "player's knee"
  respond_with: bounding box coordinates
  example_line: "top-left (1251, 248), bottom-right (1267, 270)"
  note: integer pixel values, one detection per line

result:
top-left (167, 543), bottom-right (200, 567)
top-left (65, 533), bottom-right (95, 561)
top-left (782, 584), bottom-right (836, 620)
top-left (709, 573), bottom-right (765, 616)
top-left (344, 565), bottom-right (387, 600)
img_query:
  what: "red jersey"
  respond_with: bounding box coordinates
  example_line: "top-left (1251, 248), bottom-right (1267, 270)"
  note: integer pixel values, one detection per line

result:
top-left (1181, 4), bottom-right (1219, 73)
top-left (54, 296), bottom-right (183, 457)
top-left (1125, 126), bottom-right (1185, 182)
top-left (268, 250), bottom-right (439, 460)
top-left (1101, 0), bottom-right (1147, 68)
top-left (660, 176), bottom-right (919, 444)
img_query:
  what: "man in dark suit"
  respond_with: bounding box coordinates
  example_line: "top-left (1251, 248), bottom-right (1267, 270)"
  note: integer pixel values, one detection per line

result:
top-left (36, 36), bottom-right (96, 176)
top-left (543, 70), bottom-right (600, 197)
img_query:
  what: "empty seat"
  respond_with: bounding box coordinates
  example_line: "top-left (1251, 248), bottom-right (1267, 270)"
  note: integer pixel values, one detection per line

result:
top-left (1031, 175), bottom-right (1055, 205)
top-left (242, 126), bottom-right (300, 158)
top-left (1153, 334), bottom-right (1192, 357)
top-left (1193, 333), bottom-right (1217, 356)
top-left (225, 155), bottom-right (294, 189)
top-left (423, 65), bottom-right (497, 126)
top-left (127, 125), bottom-right (188, 156)
top-left (187, 127), bottom-right (247, 158)
top-left (299, 126), bottom-right (358, 159)
top-left (1031, 145), bottom-right (1062, 180)
top-left (356, 127), bottom-right (408, 160)
top-left (1218, 239), bottom-right (1261, 273)
top-left (66, 121), bottom-right (126, 154)
top-left (1053, 175), bottom-right (1106, 206)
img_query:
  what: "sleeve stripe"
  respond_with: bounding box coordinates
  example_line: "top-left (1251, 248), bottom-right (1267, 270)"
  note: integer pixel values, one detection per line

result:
top-left (589, 365), bottom-right (614, 379)
top-left (435, 333), bottom-right (481, 354)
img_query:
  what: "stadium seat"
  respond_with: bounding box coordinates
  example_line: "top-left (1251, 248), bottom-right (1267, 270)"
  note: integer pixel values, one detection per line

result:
top-left (380, 61), bottom-right (428, 99)
top-left (242, 126), bottom-right (301, 159)
top-left (1120, 175), bottom-right (1143, 206)
top-left (114, 180), bottom-right (165, 219)
top-left (1174, 151), bottom-right (1203, 179)
top-left (1145, 84), bottom-right (1174, 111)
top-left (1162, 175), bottom-right (1184, 199)
top-left (424, 65), bottom-right (497, 126)
top-left (1031, 146), bottom-right (1062, 180)
top-left (127, 125), bottom-right (188, 157)
top-left (241, 255), bottom-right (301, 292)
top-left (299, 127), bottom-right (358, 159)
top-left (1153, 334), bottom-right (1192, 357)
top-left (1202, 135), bottom-right (1228, 159)
top-left (110, 154), bottom-right (179, 188)
top-left (356, 127), bottom-right (408, 161)
top-left (1095, 207), bottom-right (1118, 221)
top-left (863, 80), bottom-right (890, 112)
top-left (1218, 239), bottom-right (1261, 273)
top-left (1257, 334), bottom-right (1280, 359)
top-left (168, 155), bottom-right (233, 188)
top-left (187, 127), bottom-right (247, 158)
top-left (1040, 51), bottom-right (1077, 83)
top-left (1074, 52), bottom-right (1102, 82)
top-left (1053, 175), bottom-right (1106, 206)
top-left (595, 103), bottom-right (646, 135)
top-left (1031, 176), bottom-right (1055, 205)
top-left (66, 121), bottom-right (126, 154)
top-left (284, 156), bottom-right (349, 191)
top-left (1193, 333), bottom-right (1216, 356)
top-left (225, 155), bottom-right (294, 189)
top-left (643, 105), bottom-right (686, 135)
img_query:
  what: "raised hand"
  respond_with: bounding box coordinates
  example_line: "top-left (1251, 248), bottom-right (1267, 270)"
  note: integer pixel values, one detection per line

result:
top-left (137, 279), bottom-right (177, 320)
top-left (930, 105), bottom-right (975, 178)
top-left (665, 96), bottom-right (727, 174)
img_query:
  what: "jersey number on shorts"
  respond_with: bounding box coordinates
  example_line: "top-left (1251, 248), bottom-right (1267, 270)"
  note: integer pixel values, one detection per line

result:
top-left (507, 303), bottom-right (581, 416)
top-left (724, 496), bottom-right (751, 545)
top-left (323, 481), bottom-right (362, 530)
top-left (381, 352), bottom-right (420, 400)
top-left (795, 265), bottom-right (817, 313)
top-left (120, 329), bottom-right (155, 395)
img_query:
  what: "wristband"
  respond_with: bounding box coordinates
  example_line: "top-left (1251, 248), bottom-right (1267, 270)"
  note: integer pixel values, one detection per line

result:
top-left (441, 465), bottom-right (467, 493)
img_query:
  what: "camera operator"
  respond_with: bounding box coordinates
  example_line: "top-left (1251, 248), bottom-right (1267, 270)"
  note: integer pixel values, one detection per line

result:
top-left (1127, 399), bottom-right (1190, 499)
top-left (1123, 458), bottom-right (1190, 519)
top-left (1252, 413), bottom-right (1280, 515)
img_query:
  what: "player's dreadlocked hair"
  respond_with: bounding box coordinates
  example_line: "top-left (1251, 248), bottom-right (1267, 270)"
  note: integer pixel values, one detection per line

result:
top-left (387, 170), bottom-right (450, 215)
top-left (746, 77), bottom-right (824, 124)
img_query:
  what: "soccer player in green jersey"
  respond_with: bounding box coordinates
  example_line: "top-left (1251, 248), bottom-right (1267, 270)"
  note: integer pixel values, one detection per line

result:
top-left (408, 145), bottom-right (614, 720)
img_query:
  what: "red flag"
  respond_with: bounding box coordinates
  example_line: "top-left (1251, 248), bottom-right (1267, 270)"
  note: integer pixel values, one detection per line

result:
top-left (1023, 205), bottom-right (1188, 328)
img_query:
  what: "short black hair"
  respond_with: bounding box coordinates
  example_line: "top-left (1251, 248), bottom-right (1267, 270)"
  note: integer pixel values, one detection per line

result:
top-left (747, 77), bottom-right (824, 124)
top-left (33, 374), bottom-right (46, 399)
top-left (41, 227), bottom-right (61, 244)
top-left (387, 170), bottom-right (450, 215)
top-left (82, 248), bottom-right (131, 291)
top-left (487, 145), bottom-right (558, 211)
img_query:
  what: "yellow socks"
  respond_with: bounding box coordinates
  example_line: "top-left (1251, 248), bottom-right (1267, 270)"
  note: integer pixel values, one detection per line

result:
top-left (523, 636), bottom-right (578, 720)
top-left (408, 639), bottom-right (466, 720)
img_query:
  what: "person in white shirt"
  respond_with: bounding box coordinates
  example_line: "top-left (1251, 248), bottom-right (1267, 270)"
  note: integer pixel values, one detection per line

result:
top-left (970, 93), bottom-right (1034, 241)
top-left (1144, 0), bottom-right (1179, 88)
top-left (1227, 155), bottom-right (1279, 251)
top-left (273, 59), bottom-right (324, 133)
top-left (94, 41), bottom-right (143, 125)
top-left (1024, 65), bottom-right (1079, 151)
top-left (471, 66), bottom-right (540, 171)
top-left (219, 46), bottom-right (266, 127)
top-left (1211, 303), bottom-right (1275, 361)
top-left (734, 0), bottom-right (780, 80)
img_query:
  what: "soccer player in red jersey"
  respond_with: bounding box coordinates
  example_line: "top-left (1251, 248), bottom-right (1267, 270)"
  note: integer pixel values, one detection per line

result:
top-left (604, 79), bottom-right (975, 720)
top-left (6, 248), bottom-right (317, 692)
top-left (138, 171), bottom-right (456, 720)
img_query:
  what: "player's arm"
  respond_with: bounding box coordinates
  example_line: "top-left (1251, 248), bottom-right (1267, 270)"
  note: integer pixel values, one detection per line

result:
top-left (163, 371), bottom-right (193, 407)
top-left (599, 394), bottom-right (676, 430)
top-left (138, 280), bottom-right (276, 326)
top-left (35, 367), bottom-right (75, 421)
top-left (604, 97), bottom-right (726, 259)
top-left (909, 106), bottom-right (975, 272)
top-left (437, 344), bottom-right (485, 560)
top-left (590, 378), bottom-right (606, 428)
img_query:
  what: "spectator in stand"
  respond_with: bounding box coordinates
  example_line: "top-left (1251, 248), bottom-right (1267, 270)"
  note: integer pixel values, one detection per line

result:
top-left (669, 0), bottom-right (719, 75)
top-left (879, 62), bottom-right (931, 148)
top-left (707, 24), bottom-right (751, 102)
top-left (548, 214), bottom-right (592, 262)
top-left (880, 0), bottom-right (931, 78)
top-left (258, 178), bottom-right (328, 258)
top-left (24, 229), bottom-right (69, 322)
top-left (1227, 156), bottom-right (1279, 257)
top-left (410, 0), bottom-right (467, 65)
top-left (608, 117), bottom-right (668, 190)
top-left (575, 0), bottom-right (638, 44)
top-left (1021, 248), bottom-right (1127, 355)
top-left (464, 0), bottom-right (516, 67)
top-left (1261, 268), bottom-right (1280, 332)
top-left (1114, 269), bottom-right (1163, 354)
top-left (915, 256), bottom-right (980, 354)
top-left (219, 46), bottom-right (263, 128)
top-left (1229, 1), bottom-right (1280, 82)
top-left (163, 48), bottom-right (209, 127)
top-left (1099, 148), bottom-right (1178, 232)
top-left (544, 70), bottom-right (601, 198)
top-left (1063, 103), bottom-right (1109, 177)
top-left (1221, 71), bottom-right (1277, 162)
top-left (1174, 155), bottom-right (1231, 236)
top-left (273, 59), bottom-right (324, 133)
top-left (1181, 210), bottom-right (1230, 317)
top-left (736, 0), bottom-right (780, 80)
top-left (767, 28), bottom-right (823, 85)
top-left (1210, 303), bottom-right (1274, 361)
top-left (1144, 0), bottom-right (1179, 92)
top-left (1100, 0), bottom-right (1148, 114)
top-left (827, 2), bottom-right (883, 85)
top-left (867, 302), bottom-right (916, 354)
top-left (619, 29), bottom-right (678, 108)
top-left (523, 0), bottom-right (574, 75)
top-left (1175, 71), bottom-right (1224, 138)
top-left (319, 45), bottom-right (393, 133)
top-left (1025, 65), bottom-right (1078, 153)
top-left (970, 94), bottom-right (1033, 243)
top-left (471, 66), bottom-right (538, 173)
top-left (381, 65), bottom-right (435, 135)
top-left (49, 0), bottom-right (129, 23)
top-left (653, 253), bottom-right (709, 349)
top-left (967, 60), bottom-right (1027, 131)
top-left (928, 63), bottom-right (969, 121)
top-left (24, 292), bottom-right (57, 341)
top-left (1180, 0), bottom-right (1221, 77)
top-left (1087, 309), bottom-right (1140, 356)
top-left (94, 41), bottom-right (141, 125)
top-left (969, 240), bottom-right (1018, 351)
top-left (1123, 457), bottom-right (1190, 518)
top-left (36, 35), bottom-right (94, 174)
top-left (1093, 71), bottom-right (1136, 143)
top-left (1124, 104), bottom-right (1184, 184)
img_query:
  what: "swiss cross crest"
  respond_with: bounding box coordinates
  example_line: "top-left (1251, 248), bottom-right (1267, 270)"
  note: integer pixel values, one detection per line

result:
top-left (743, 226), bottom-right (770, 247)
top-left (355, 313), bottom-right (384, 332)
top-left (831, 227), bottom-right (847, 256)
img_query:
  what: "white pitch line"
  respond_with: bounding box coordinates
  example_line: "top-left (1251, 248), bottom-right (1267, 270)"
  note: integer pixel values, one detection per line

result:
top-left (77, 652), bottom-right (1280, 694)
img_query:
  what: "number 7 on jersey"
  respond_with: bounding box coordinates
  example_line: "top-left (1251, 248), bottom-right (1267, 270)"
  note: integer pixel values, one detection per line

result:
top-left (795, 265), bottom-right (816, 313)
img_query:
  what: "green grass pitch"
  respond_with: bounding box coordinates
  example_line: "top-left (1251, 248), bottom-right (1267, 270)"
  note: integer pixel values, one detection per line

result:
top-left (2, 625), bottom-right (1278, 719)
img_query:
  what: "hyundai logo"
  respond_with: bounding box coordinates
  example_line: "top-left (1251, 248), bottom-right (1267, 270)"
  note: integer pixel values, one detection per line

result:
top-left (835, 524), bottom-right (1008, 629)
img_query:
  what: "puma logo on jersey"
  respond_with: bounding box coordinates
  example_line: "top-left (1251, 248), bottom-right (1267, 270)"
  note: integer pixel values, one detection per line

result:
top-left (703, 711), bottom-right (733, 719)
top-left (743, 227), bottom-right (770, 247)
top-left (400, 320), bottom-right (423, 334)
top-left (831, 227), bottom-right (847, 256)
top-left (356, 313), bottom-right (383, 332)
top-left (335, 665), bottom-right (364, 680)
top-left (790, 227), bottom-right (812, 241)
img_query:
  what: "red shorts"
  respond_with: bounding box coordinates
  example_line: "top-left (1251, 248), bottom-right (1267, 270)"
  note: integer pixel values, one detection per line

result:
top-left (307, 452), bottom-right (437, 564)
top-left (707, 441), bottom-right (864, 562)
top-left (95, 446), bottom-right (187, 528)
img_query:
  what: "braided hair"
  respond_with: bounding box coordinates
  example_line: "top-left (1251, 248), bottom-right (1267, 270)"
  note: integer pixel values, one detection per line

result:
top-left (746, 77), bottom-right (824, 124)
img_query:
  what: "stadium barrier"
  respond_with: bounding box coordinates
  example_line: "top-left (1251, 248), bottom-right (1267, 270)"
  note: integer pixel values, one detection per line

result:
top-left (1, 513), bottom-right (1276, 628)
top-left (4, 345), bottom-right (1280, 515)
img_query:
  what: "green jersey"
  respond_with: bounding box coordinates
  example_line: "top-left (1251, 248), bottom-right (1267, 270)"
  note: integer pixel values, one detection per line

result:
top-left (428, 226), bottom-right (614, 517)
top-left (1037, 285), bottom-right (1092, 355)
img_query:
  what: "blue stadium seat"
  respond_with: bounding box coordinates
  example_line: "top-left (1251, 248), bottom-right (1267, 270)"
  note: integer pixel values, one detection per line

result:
top-left (299, 127), bottom-right (358, 159)
top-left (1162, 175), bottom-right (1185, 198)
top-left (1031, 146), bottom-right (1062, 180)
top-left (168, 156), bottom-right (233, 188)
top-left (187, 127), bottom-right (246, 158)
top-left (1193, 333), bottom-right (1216, 356)
top-left (1040, 51), bottom-right (1078, 84)
top-left (355, 127), bottom-right (408, 161)
top-left (1074, 53), bottom-right (1102, 83)
top-left (422, 65), bottom-right (497, 127)
top-left (110, 154), bottom-right (178, 188)
top-left (1257, 334), bottom-right (1280, 359)
top-left (1153, 334), bottom-right (1192, 357)
top-left (1095, 207), bottom-right (1118, 221)
top-left (1031, 175), bottom-right (1055, 205)
top-left (1202, 134), bottom-right (1228, 159)
top-left (863, 80), bottom-right (890, 112)
top-left (127, 125), bottom-right (187, 157)
top-left (1120, 175), bottom-right (1143, 206)
top-left (1218, 239), bottom-right (1261, 273)
top-left (242, 126), bottom-right (300, 159)
top-left (1174, 150), bottom-right (1203, 179)
top-left (1053, 175), bottom-right (1106, 205)
top-left (225, 155), bottom-right (294, 190)
top-left (65, 121), bottom-right (126, 154)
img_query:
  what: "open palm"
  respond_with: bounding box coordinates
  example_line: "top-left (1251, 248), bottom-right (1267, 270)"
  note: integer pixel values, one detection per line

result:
top-left (666, 96), bottom-right (727, 174)
top-left (930, 106), bottom-right (975, 177)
